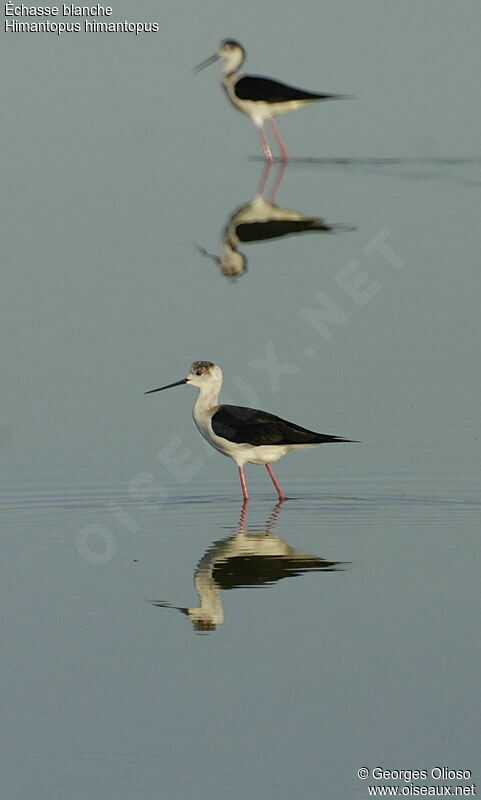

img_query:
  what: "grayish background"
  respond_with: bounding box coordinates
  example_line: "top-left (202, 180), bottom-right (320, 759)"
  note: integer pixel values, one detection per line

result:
top-left (1, 2), bottom-right (480, 798)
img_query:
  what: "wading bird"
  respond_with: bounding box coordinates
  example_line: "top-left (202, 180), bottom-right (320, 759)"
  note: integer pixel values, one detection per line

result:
top-left (145, 361), bottom-right (356, 502)
top-left (195, 39), bottom-right (348, 162)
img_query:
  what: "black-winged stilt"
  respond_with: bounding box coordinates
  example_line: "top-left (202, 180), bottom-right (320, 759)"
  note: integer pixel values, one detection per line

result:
top-left (145, 361), bottom-right (356, 502)
top-left (194, 39), bottom-right (348, 162)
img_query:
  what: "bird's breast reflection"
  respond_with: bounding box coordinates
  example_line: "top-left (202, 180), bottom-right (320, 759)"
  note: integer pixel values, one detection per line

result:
top-left (151, 503), bottom-right (347, 633)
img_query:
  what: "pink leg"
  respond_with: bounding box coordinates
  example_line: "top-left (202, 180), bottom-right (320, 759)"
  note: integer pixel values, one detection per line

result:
top-left (268, 162), bottom-right (287, 203)
top-left (266, 464), bottom-right (286, 502)
top-left (238, 466), bottom-right (249, 502)
top-left (256, 161), bottom-right (272, 197)
top-left (268, 118), bottom-right (289, 163)
top-left (256, 124), bottom-right (273, 163)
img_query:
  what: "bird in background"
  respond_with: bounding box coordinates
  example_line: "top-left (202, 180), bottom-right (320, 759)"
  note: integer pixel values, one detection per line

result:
top-left (195, 39), bottom-right (349, 162)
top-left (145, 361), bottom-right (356, 502)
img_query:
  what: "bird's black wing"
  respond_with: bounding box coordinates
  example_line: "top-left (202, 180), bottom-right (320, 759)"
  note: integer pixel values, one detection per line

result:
top-left (213, 554), bottom-right (343, 589)
top-left (235, 75), bottom-right (340, 103)
top-left (212, 405), bottom-right (354, 446)
top-left (236, 219), bottom-right (331, 243)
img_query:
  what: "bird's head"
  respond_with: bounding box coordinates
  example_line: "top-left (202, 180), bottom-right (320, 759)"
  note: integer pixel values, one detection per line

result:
top-left (145, 361), bottom-right (223, 395)
top-left (186, 361), bottom-right (223, 389)
top-left (218, 39), bottom-right (245, 61)
top-left (194, 39), bottom-right (246, 76)
top-left (196, 243), bottom-right (247, 279)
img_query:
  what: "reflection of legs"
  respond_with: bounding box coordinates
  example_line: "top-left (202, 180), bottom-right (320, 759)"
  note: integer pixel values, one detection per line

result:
top-left (268, 162), bottom-right (287, 203)
top-left (264, 501), bottom-right (285, 532)
top-left (256, 124), bottom-right (273, 163)
top-left (238, 466), bottom-right (249, 502)
top-left (256, 162), bottom-right (272, 197)
top-left (268, 118), bottom-right (289, 162)
top-left (237, 499), bottom-right (249, 532)
top-left (266, 464), bottom-right (286, 502)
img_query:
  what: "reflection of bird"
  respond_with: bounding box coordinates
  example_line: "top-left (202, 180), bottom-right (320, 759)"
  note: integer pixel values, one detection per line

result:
top-left (195, 39), bottom-right (348, 162)
top-left (145, 361), bottom-right (357, 502)
top-left (152, 503), bottom-right (345, 631)
top-left (198, 163), bottom-right (354, 278)
top-left (198, 190), bottom-right (335, 278)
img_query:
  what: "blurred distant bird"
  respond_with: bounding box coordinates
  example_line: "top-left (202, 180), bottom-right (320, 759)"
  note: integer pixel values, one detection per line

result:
top-left (195, 39), bottom-right (349, 162)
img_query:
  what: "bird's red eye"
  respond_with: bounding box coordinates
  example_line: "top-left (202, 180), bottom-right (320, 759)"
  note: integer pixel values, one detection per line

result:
top-left (196, 370), bottom-right (203, 376)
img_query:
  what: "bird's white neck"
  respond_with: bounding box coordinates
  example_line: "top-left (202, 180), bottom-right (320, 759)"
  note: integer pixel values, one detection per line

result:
top-left (187, 557), bottom-right (225, 629)
top-left (221, 50), bottom-right (245, 78)
top-left (193, 380), bottom-right (222, 418)
top-left (219, 236), bottom-right (246, 276)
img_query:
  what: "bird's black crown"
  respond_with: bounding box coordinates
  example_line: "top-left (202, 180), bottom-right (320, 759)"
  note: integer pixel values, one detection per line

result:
top-left (190, 360), bottom-right (215, 372)
top-left (221, 39), bottom-right (242, 49)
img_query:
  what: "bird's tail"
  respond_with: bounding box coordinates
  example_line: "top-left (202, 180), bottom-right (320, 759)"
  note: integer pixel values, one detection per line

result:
top-left (317, 434), bottom-right (360, 443)
top-left (315, 93), bottom-right (355, 101)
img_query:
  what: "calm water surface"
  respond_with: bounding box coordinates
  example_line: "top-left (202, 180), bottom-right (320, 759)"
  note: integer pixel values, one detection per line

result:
top-left (3, 158), bottom-right (481, 799)
top-left (2, 16), bottom-right (481, 799)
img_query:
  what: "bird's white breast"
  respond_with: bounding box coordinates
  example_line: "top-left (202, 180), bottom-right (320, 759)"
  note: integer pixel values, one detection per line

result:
top-left (193, 404), bottom-right (290, 467)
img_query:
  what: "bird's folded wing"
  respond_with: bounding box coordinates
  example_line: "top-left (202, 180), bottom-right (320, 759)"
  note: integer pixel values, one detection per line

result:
top-left (235, 75), bottom-right (338, 103)
top-left (212, 405), bottom-right (348, 446)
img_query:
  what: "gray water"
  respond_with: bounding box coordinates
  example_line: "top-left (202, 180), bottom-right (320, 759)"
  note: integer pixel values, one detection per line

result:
top-left (1, 3), bottom-right (481, 798)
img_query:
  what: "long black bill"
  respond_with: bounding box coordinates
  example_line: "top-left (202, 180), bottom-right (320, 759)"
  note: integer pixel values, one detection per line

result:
top-left (144, 378), bottom-right (187, 395)
top-left (193, 54), bottom-right (219, 73)
top-left (195, 243), bottom-right (220, 264)
top-left (150, 601), bottom-right (189, 615)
